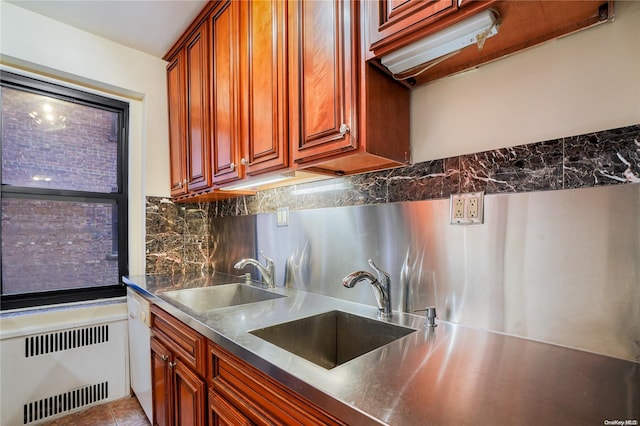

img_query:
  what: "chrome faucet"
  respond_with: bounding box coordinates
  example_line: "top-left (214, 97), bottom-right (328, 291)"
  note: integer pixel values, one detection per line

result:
top-left (234, 251), bottom-right (276, 289)
top-left (342, 259), bottom-right (392, 319)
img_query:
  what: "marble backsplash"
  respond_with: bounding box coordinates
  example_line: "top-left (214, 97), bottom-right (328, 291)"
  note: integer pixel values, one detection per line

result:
top-left (145, 124), bottom-right (639, 274)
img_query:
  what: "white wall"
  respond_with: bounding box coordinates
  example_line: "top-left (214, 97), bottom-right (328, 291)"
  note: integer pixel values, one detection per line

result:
top-left (411, 0), bottom-right (640, 162)
top-left (0, 0), bottom-right (173, 274)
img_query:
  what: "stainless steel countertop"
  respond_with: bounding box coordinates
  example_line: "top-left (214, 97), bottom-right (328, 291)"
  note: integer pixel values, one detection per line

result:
top-left (124, 273), bottom-right (639, 425)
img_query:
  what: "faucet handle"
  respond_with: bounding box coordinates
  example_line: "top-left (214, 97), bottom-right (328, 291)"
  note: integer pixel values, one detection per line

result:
top-left (259, 250), bottom-right (275, 267)
top-left (367, 258), bottom-right (390, 284)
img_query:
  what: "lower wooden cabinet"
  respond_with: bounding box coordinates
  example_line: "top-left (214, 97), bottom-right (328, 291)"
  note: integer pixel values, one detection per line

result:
top-left (151, 338), bottom-right (172, 426)
top-left (151, 306), bottom-right (207, 426)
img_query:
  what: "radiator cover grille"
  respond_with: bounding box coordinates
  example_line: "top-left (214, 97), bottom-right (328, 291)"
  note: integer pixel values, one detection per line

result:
top-left (25, 324), bottom-right (109, 357)
top-left (23, 382), bottom-right (109, 424)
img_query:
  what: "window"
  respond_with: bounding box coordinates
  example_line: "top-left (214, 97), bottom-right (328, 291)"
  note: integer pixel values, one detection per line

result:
top-left (1, 71), bottom-right (128, 309)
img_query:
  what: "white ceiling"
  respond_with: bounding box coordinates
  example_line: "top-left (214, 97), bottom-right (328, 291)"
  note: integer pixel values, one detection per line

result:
top-left (6, 0), bottom-right (208, 58)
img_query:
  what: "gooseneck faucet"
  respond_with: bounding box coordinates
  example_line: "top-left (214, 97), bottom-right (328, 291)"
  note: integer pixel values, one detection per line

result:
top-left (342, 259), bottom-right (392, 319)
top-left (234, 251), bottom-right (276, 289)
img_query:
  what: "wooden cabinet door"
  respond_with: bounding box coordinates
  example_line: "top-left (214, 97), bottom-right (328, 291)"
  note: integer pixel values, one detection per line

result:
top-left (369, 0), bottom-right (456, 52)
top-left (185, 22), bottom-right (212, 192)
top-left (289, 0), bottom-right (357, 164)
top-left (151, 337), bottom-right (173, 426)
top-left (208, 389), bottom-right (254, 426)
top-left (210, 0), bottom-right (243, 185)
top-left (167, 53), bottom-right (188, 196)
top-left (239, 0), bottom-right (289, 176)
top-left (173, 360), bottom-right (207, 426)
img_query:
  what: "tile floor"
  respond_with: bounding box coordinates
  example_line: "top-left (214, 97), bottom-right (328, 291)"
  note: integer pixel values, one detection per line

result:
top-left (42, 396), bottom-right (150, 426)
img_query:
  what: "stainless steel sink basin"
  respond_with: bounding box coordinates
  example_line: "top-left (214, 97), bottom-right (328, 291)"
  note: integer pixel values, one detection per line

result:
top-left (162, 284), bottom-right (286, 313)
top-left (250, 310), bottom-right (416, 369)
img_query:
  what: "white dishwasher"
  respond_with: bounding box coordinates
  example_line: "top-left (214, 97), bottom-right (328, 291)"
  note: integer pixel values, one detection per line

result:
top-left (127, 288), bottom-right (152, 422)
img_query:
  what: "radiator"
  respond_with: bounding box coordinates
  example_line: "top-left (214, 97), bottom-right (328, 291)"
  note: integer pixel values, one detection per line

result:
top-left (0, 301), bottom-right (129, 425)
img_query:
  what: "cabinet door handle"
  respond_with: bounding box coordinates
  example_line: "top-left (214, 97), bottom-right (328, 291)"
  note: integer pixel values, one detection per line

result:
top-left (160, 354), bottom-right (169, 362)
top-left (169, 362), bottom-right (177, 369)
top-left (230, 162), bottom-right (236, 171)
top-left (339, 124), bottom-right (350, 135)
top-left (240, 158), bottom-right (248, 166)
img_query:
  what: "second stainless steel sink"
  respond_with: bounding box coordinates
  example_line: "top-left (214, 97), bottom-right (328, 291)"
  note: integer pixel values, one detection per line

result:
top-left (250, 310), bottom-right (416, 369)
top-left (162, 284), bottom-right (286, 313)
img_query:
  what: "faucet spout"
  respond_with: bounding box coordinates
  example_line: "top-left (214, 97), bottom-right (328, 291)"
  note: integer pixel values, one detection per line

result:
top-left (342, 259), bottom-right (392, 319)
top-left (234, 251), bottom-right (275, 289)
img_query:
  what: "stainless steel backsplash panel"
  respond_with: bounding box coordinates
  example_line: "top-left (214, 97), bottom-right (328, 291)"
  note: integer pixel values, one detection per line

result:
top-left (215, 184), bottom-right (639, 362)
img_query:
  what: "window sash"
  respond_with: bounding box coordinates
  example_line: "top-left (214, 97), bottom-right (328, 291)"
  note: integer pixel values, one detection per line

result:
top-left (1, 71), bottom-right (129, 310)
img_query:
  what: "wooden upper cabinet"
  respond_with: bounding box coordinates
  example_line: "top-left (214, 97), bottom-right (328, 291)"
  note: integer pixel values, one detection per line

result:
top-left (369, 0), bottom-right (457, 55)
top-left (239, 0), bottom-right (289, 176)
top-left (289, 0), bottom-right (357, 165)
top-left (210, 0), bottom-right (243, 186)
top-left (166, 0), bottom-right (411, 194)
top-left (289, 0), bottom-right (410, 175)
top-left (166, 19), bottom-right (213, 197)
top-left (167, 53), bottom-right (188, 197)
top-left (185, 23), bottom-right (212, 192)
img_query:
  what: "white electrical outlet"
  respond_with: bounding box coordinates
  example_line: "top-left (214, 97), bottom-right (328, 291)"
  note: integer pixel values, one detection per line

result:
top-left (467, 197), bottom-right (479, 218)
top-left (453, 198), bottom-right (465, 218)
top-left (276, 207), bottom-right (289, 227)
top-left (450, 192), bottom-right (484, 224)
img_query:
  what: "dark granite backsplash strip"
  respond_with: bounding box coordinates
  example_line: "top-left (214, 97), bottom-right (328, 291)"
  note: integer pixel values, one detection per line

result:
top-left (563, 125), bottom-right (640, 188)
top-left (459, 140), bottom-right (564, 194)
top-left (387, 157), bottom-right (461, 203)
top-left (145, 124), bottom-right (639, 272)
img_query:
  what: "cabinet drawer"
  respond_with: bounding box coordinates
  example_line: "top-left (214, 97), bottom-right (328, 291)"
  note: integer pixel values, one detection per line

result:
top-left (151, 305), bottom-right (206, 376)
top-left (208, 342), bottom-right (346, 426)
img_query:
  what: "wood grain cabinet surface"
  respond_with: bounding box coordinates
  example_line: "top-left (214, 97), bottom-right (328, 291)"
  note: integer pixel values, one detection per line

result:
top-left (166, 52), bottom-right (187, 197)
top-left (166, 20), bottom-right (213, 197)
top-left (166, 0), bottom-right (293, 199)
top-left (289, 0), bottom-right (411, 175)
top-left (184, 22), bottom-right (212, 193)
top-left (369, 0), bottom-right (458, 54)
top-left (209, 0), bottom-right (242, 186)
top-left (207, 341), bottom-right (347, 426)
top-left (151, 305), bottom-right (207, 426)
top-left (239, 0), bottom-right (289, 178)
top-left (210, 0), bottom-right (291, 186)
top-left (164, 0), bottom-right (412, 200)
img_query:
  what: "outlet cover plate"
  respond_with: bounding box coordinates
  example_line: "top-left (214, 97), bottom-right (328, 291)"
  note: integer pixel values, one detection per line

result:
top-left (276, 207), bottom-right (289, 227)
top-left (450, 192), bottom-right (484, 224)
